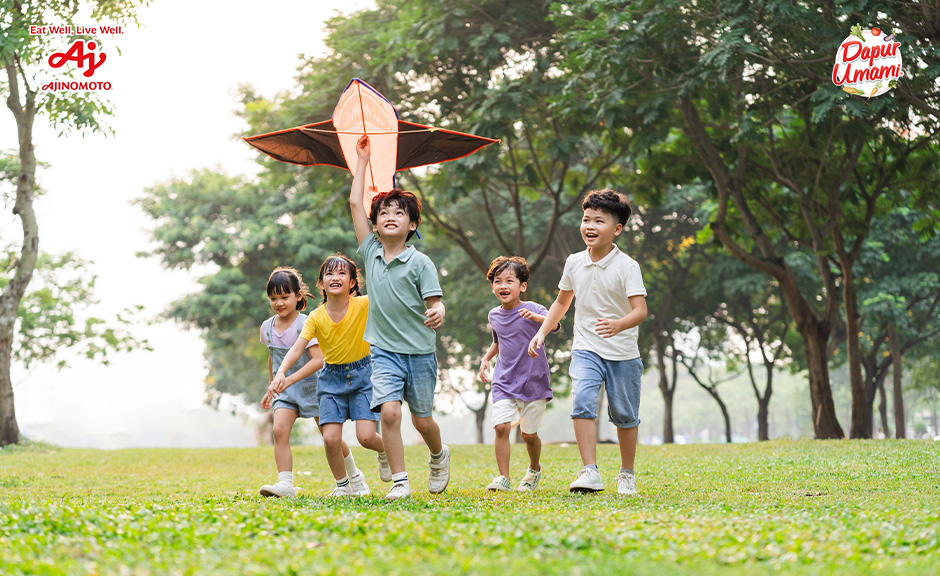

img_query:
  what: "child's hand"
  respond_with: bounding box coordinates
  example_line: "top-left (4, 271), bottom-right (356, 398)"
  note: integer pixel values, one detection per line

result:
top-left (271, 373), bottom-right (288, 394)
top-left (424, 307), bottom-right (444, 330)
top-left (528, 333), bottom-right (545, 358)
top-left (261, 390), bottom-right (274, 410)
top-left (478, 359), bottom-right (492, 383)
top-left (519, 308), bottom-right (545, 323)
top-left (356, 134), bottom-right (371, 160)
top-left (595, 318), bottom-right (625, 339)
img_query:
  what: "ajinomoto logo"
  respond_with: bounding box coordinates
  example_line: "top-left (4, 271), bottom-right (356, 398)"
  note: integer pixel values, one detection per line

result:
top-left (832, 24), bottom-right (902, 98)
top-left (30, 24), bottom-right (123, 92)
top-left (49, 40), bottom-right (106, 77)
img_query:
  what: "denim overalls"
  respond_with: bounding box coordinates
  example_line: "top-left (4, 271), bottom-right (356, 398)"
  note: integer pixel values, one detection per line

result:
top-left (266, 315), bottom-right (319, 418)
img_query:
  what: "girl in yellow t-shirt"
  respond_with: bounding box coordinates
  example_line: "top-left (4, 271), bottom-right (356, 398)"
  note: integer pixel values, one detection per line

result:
top-left (270, 254), bottom-right (391, 497)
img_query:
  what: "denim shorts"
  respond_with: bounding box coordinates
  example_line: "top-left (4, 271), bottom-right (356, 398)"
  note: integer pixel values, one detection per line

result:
top-left (570, 349), bottom-right (642, 428)
top-left (369, 346), bottom-right (437, 418)
top-left (272, 374), bottom-right (320, 419)
top-left (316, 355), bottom-right (378, 425)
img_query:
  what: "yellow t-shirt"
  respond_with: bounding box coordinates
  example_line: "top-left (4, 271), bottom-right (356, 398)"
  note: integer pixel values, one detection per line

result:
top-left (300, 295), bottom-right (370, 365)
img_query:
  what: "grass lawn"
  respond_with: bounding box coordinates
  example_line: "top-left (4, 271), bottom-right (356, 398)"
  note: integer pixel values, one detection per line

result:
top-left (1, 439), bottom-right (938, 575)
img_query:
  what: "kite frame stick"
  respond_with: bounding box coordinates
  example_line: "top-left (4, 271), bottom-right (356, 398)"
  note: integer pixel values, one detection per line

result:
top-left (356, 82), bottom-right (377, 190)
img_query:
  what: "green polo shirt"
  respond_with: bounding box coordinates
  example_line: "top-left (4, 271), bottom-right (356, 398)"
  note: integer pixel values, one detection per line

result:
top-left (357, 232), bottom-right (443, 355)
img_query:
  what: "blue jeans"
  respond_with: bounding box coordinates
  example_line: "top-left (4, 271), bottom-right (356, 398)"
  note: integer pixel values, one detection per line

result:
top-left (570, 349), bottom-right (642, 428)
top-left (369, 346), bottom-right (437, 418)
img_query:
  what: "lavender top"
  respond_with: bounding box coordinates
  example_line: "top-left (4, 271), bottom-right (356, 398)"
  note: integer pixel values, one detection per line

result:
top-left (260, 314), bottom-right (317, 349)
top-left (489, 301), bottom-right (555, 403)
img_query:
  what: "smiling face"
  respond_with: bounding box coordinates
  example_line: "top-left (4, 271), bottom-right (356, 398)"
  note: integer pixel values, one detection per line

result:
top-left (581, 207), bottom-right (623, 250)
top-left (268, 289), bottom-right (303, 320)
top-left (373, 199), bottom-right (417, 241)
top-left (317, 257), bottom-right (358, 303)
top-left (491, 269), bottom-right (527, 309)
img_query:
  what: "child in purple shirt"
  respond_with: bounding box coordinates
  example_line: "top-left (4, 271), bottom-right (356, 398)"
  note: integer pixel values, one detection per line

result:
top-left (478, 256), bottom-right (559, 492)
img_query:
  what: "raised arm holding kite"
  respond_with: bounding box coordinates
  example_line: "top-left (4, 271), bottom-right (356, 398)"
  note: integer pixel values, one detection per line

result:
top-left (244, 78), bottom-right (500, 215)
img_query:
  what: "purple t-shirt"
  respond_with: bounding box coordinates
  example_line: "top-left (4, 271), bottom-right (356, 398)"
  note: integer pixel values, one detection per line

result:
top-left (488, 301), bottom-right (554, 403)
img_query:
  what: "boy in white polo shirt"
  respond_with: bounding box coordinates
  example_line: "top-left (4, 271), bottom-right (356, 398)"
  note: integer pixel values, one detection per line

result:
top-left (528, 189), bottom-right (648, 495)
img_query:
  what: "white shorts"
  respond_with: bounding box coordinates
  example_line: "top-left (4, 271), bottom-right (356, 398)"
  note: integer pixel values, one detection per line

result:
top-left (491, 398), bottom-right (548, 434)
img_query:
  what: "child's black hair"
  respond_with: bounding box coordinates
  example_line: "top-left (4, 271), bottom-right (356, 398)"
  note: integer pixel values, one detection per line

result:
top-left (369, 188), bottom-right (422, 241)
top-left (317, 253), bottom-right (363, 303)
top-left (486, 255), bottom-right (530, 284)
top-left (582, 189), bottom-right (632, 226)
top-left (266, 266), bottom-right (309, 311)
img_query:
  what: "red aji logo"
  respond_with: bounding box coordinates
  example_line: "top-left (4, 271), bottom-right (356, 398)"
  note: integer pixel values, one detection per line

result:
top-left (48, 40), bottom-right (106, 77)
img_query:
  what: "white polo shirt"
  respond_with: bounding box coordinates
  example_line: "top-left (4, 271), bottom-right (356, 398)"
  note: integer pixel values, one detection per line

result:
top-left (559, 246), bottom-right (647, 361)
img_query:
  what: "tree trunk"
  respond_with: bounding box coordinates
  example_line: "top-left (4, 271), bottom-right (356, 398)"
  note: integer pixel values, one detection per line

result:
top-left (654, 331), bottom-right (676, 444)
top-left (841, 267), bottom-right (870, 438)
top-left (861, 348), bottom-right (883, 435)
top-left (0, 339), bottom-right (20, 446)
top-left (474, 404), bottom-right (486, 444)
top-left (747, 351), bottom-right (774, 442)
top-left (1, 58), bottom-right (40, 447)
top-left (799, 318), bottom-right (845, 439)
top-left (877, 375), bottom-right (890, 438)
top-left (685, 365), bottom-right (732, 443)
top-left (757, 397), bottom-right (770, 441)
top-left (714, 392), bottom-right (732, 443)
top-left (888, 324), bottom-right (906, 439)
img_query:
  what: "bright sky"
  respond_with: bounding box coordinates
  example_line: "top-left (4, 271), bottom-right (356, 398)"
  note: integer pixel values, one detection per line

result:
top-left (2, 0), bottom-right (372, 448)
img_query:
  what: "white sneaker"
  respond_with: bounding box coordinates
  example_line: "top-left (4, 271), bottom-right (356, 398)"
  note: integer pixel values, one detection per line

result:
top-left (377, 453), bottom-right (393, 483)
top-left (259, 481), bottom-right (297, 498)
top-left (616, 472), bottom-right (637, 496)
top-left (517, 468), bottom-right (542, 492)
top-left (486, 475), bottom-right (511, 491)
top-left (569, 467), bottom-right (604, 493)
top-left (349, 472), bottom-right (370, 496)
top-left (384, 482), bottom-right (411, 502)
top-left (329, 483), bottom-right (355, 498)
top-left (428, 444), bottom-right (451, 494)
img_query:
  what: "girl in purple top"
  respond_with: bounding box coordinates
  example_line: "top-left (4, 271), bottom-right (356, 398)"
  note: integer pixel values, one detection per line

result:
top-left (478, 256), bottom-right (559, 492)
top-left (258, 266), bottom-right (364, 498)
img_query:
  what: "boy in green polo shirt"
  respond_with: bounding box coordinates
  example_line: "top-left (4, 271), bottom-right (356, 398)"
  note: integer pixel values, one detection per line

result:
top-left (348, 135), bottom-right (450, 502)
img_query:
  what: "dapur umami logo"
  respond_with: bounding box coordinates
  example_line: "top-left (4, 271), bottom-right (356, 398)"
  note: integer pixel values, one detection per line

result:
top-left (832, 24), bottom-right (902, 98)
top-left (31, 23), bottom-right (123, 92)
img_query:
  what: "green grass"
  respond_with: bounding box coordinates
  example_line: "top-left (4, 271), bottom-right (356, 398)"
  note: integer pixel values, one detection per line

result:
top-left (1, 440), bottom-right (938, 575)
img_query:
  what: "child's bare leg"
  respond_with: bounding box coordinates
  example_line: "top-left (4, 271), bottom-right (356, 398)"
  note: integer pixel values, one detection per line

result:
top-left (411, 414), bottom-right (442, 454)
top-left (322, 423), bottom-right (348, 480)
top-left (315, 416), bottom-right (351, 458)
top-left (522, 431), bottom-right (542, 471)
top-left (617, 425), bottom-right (638, 470)
top-left (355, 420), bottom-right (385, 453)
top-left (494, 422), bottom-right (512, 478)
top-left (273, 409), bottom-right (298, 472)
top-left (380, 402), bottom-right (406, 474)
top-left (573, 417), bottom-right (598, 467)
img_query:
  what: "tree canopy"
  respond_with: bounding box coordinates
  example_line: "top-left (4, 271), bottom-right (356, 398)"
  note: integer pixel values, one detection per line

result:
top-left (140, 0), bottom-right (940, 443)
